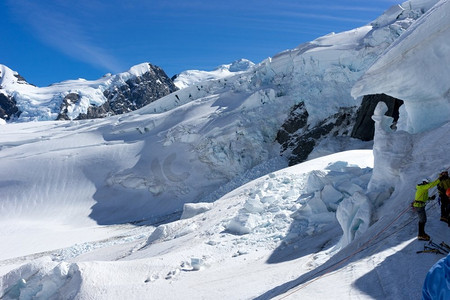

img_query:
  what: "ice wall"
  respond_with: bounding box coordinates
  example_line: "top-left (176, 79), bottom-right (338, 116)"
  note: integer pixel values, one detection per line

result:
top-left (352, 0), bottom-right (450, 133)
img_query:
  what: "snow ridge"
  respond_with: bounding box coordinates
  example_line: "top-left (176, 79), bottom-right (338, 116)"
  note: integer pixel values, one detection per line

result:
top-left (172, 59), bottom-right (255, 89)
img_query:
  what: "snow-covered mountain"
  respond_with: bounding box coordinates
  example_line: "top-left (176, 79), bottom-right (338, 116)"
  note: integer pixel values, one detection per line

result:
top-left (172, 58), bottom-right (255, 89)
top-left (1, 0), bottom-right (449, 299)
top-left (0, 63), bottom-right (177, 122)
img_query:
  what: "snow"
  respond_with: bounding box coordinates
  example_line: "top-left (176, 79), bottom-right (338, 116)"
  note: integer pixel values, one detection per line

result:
top-left (180, 203), bottom-right (213, 220)
top-left (173, 59), bottom-right (255, 89)
top-left (0, 148), bottom-right (376, 299)
top-left (0, 63), bottom-right (162, 121)
top-left (1, 0), bottom-right (450, 299)
top-left (352, 0), bottom-right (450, 133)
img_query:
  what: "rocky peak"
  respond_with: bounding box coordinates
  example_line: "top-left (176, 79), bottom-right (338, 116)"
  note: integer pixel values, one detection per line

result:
top-left (59, 63), bottom-right (178, 120)
top-left (0, 63), bottom-right (178, 122)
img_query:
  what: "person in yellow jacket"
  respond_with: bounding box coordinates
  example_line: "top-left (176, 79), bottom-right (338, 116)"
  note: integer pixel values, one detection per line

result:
top-left (437, 170), bottom-right (450, 224)
top-left (413, 178), bottom-right (440, 241)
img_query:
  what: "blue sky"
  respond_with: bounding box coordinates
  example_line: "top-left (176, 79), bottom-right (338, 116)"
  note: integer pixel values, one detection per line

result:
top-left (0, 0), bottom-right (398, 87)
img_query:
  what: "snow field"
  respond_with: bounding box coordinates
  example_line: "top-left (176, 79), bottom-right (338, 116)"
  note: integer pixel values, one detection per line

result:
top-left (0, 150), bottom-right (374, 299)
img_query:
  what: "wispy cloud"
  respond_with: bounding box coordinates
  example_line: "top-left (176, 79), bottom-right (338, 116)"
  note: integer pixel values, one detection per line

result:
top-left (273, 11), bottom-right (372, 24)
top-left (7, 0), bottom-right (124, 73)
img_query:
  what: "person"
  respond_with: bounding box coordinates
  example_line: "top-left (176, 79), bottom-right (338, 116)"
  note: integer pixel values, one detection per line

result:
top-left (437, 170), bottom-right (450, 224)
top-left (412, 177), bottom-right (440, 241)
top-left (422, 254), bottom-right (450, 300)
top-left (422, 253), bottom-right (450, 299)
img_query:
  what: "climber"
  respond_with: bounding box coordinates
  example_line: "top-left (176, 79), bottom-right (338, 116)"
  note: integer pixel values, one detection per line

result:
top-left (437, 170), bottom-right (450, 224)
top-left (413, 177), bottom-right (440, 241)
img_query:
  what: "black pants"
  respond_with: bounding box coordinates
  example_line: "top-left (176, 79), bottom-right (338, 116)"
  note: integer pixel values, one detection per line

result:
top-left (441, 195), bottom-right (450, 220)
top-left (416, 207), bottom-right (427, 235)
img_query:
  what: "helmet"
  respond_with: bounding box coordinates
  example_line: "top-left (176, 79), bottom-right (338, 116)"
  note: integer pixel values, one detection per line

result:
top-left (440, 170), bottom-right (449, 177)
top-left (447, 188), bottom-right (450, 198)
top-left (419, 178), bottom-right (430, 185)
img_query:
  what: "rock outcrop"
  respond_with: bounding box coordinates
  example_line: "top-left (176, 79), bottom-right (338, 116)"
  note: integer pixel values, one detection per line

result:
top-left (276, 94), bottom-right (403, 165)
top-left (58, 64), bottom-right (178, 120)
top-left (0, 93), bottom-right (20, 120)
top-left (351, 94), bottom-right (403, 141)
top-left (277, 103), bottom-right (356, 165)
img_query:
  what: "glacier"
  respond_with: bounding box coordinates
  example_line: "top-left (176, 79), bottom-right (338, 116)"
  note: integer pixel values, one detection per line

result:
top-left (352, 0), bottom-right (450, 133)
top-left (0, 0), bottom-right (449, 299)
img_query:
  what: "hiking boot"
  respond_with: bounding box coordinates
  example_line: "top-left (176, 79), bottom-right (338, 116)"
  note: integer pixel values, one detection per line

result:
top-left (440, 216), bottom-right (448, 222)
top-left (418, 234), bottom-right (430, 241)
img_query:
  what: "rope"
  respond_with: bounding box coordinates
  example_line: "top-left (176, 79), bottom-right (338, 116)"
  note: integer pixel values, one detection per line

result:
top-left (277, 204), bottom-right (412, 299)
top-left (277, 188), bottom-right (442, 299)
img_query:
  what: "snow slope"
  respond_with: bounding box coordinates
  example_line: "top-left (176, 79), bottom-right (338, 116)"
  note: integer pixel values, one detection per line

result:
top-left (1, 0), bottom-right (450, 299)
top-left (1, 124), bottom-right (448, 299)
top-left (0, 150), bottom-right (375, 299)
top-left (173, 59), bottom-right (255, 89)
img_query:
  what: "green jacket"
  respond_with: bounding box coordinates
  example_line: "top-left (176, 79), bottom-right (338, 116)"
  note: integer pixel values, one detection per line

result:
top-left (413, 179), bottom-right (440, 208)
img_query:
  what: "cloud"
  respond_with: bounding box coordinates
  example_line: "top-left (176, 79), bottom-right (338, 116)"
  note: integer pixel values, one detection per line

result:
top-left (274, 11), bottom-right (372, 24)
top-left (7, 0), bottom-right (124, 73)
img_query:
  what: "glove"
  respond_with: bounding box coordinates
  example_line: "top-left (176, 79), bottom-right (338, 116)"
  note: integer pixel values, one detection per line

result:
top-left (430, 195), bottom-right (436, 200)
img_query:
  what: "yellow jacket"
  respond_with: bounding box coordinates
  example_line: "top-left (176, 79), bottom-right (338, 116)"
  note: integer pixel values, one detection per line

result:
top-left (413, 179), bottom-right (440, 208)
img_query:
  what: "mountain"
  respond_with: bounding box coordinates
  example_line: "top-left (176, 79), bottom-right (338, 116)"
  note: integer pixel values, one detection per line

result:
top-left (0, 63), bottom-right (178, 122)
top-left (172, 58), bottom-right (255, 89)
top-left (0, 0), bottom-right (449, 299)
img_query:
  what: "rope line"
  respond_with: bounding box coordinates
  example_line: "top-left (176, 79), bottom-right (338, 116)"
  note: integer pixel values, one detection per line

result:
top-left (278, 189), bottom-right (441, 299)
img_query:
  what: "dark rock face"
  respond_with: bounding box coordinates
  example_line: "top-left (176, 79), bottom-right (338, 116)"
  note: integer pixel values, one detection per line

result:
top-left (58, 63), bottom-right (178, 120)
top-left (276, 102), bottom-right (309, 148)
top-left (277, 94), bottom-right (403, 166)
top-left (351, 94), bottom-right (403, 141)
top-left (0, 93), bottom-right (20, 120)
top-left (13, 73), bottom-right (29, 85)
top-left (57, 93), bottom-right (80, 120)
top-left (0, 71), bottom-right (28, 121)
top-left (277, 103), bottom-right (356, 166)
top-left (96, 65), bottom-right (177, 117)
